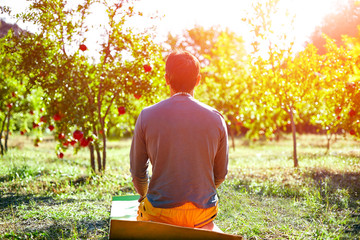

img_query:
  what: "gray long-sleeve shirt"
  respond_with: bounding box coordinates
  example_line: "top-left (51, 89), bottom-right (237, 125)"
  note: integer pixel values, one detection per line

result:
top-left (130, 94), bottom-right (228, 209)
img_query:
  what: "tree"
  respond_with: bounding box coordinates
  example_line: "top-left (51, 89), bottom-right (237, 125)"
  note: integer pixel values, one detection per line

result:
top-left (310, 0), bottom-right (360, 54)
top-left (244, 0), bottom-right (326, 167)
top-left (166, 25), bottom-right (223, 67)
top-left (199, 29), bottom-right (248, 150)
top-left (166, 26), bottom-right (249, 149)
top-left (6, 0), bottom-right (165, 173)
top-left (338, 34), bottom-right (360, 137)
top-left (310, 36), bottom-right (354, 150)
top-left (0, 28), bottom-right (37, 155)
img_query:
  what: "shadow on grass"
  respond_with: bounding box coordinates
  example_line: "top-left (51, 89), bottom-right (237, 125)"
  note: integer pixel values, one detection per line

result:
top-left (227, 168), bottom-right (360, 237)
top-left (307, 170), bottom-right (360, 236)
top-left (305, 169), bottom-right (360, 201)
top-left (3, 219), bottom-right (109, 240)
top-left (0, 193), bottom-right (76, 210)
top-left (0, 192), bottom-right (111, 239)
top-left (230, 168), bottom-right (360, 203)
top-left (299, 151), bottom-right (360, 160)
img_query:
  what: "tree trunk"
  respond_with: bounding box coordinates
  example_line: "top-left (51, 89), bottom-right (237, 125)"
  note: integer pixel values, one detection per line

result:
top-left (0, 114), bottom-right (6, 155)
top-left (95, 144), bottom-right (102, 172)
top-left (100, 121), bottom-right (107, 173)
top-left (102, 135), bottom-right (106, 172)
top-left (89, 143), bottom-right (96, 173)
top-left (0, 132), bottom-right (3, 155)
top-left (274, 127), bottom-right (280, 142)
top-left (289, 107), bottom-right (298, 168)
top-left (4, 110), bottom-right (11, 152)
top-left (326, 133), bottom-right (332, 153)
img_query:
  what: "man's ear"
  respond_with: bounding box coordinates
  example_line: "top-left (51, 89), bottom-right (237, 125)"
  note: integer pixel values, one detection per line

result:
top-left (165, 74), bottom-right (170, 86)
top-left (195, 74), bottom-right (201, 86)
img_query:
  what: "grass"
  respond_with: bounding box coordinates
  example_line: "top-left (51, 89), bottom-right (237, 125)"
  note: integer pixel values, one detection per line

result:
top-left (0, 134), bottom-right (359, 239)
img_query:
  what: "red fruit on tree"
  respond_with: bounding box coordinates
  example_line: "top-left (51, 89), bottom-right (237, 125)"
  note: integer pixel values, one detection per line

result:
top-left (350, 129), bottom-right (356, 135)
top-left (40, 116), bottom-right (46, 123)
top-left (53, 114), bottom-right (62, 121)
top-left (335, 106), bottom-right (342, 115)
top-left (118, 106), bottom-right (126, 115)
top-left (134, 94), bottom-right (142, 99)
top-left (48, 125), bottom-right (55, 131)
top-left (79, 44), bottom-right (87, 51)
top-left (58, 152), bottom-right (64, 158)
top-left (58, 133), bottom-right (65, 139)
top-left (34, 137), bottom-right (41, 146)
top-left (73, 130), bottom-right (84, 140)
top-left (80, 138), bottom-right (90, 147)
top-left (63, 141), bottom-right (69, 147)
top-left (33, 122), bottom-right (39, 128)
top-left (349, 109), bottom-right (356, 118)
top-left (143, 64), bottom-right (152, 72)
top-left (29, 110), bottom-right (34, 115)
top-left (337, 116), bottom-right (341, 120)
top-left (87, 137), bottom-right (93, 142)
top-left (346, 82), bottom-right (356, 93)
top-left (11, 92), bottom-right (16, 98)
top-left (6, 103), bottom-right (12, 109)
top-left (70, 140), bottom-right (77, 146)
top-left (20, 130), bottom-right (25, 135)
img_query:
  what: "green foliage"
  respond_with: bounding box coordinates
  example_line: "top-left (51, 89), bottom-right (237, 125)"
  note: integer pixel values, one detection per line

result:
top-left (310, 36), bottom-right (356, 149)
top-left (244, 0), bottom-right (307, 166)
top-left (2, 0), bottom-right (166, 173)
top-left (165, 25), bottom-right (249, 140)
top-left (0, 28), bottom-right (42, 155)
top-left (199, 30), bottom-right (248, 128)
top-left (310, 0), bottom-right (360, 54)
top-left (1, 0), bottom-right (360, 175)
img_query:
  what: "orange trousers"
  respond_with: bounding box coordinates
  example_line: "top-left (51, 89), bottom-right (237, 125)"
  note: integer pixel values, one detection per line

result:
top-left (137, 197), bottom-right (218, 228)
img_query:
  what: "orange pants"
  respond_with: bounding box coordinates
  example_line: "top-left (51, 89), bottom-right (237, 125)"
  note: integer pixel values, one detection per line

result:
top-left (137, 197), bottom-right (218, 228)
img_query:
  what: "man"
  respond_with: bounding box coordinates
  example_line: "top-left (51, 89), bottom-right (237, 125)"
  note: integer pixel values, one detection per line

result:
top-left (130, 50), bottom-right (228, 232)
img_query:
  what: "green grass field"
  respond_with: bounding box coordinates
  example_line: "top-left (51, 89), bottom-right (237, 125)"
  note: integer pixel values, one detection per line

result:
top-left (0, 134), bottom-right (359, 239)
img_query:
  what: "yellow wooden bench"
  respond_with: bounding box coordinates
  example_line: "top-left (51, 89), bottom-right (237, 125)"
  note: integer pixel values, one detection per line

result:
top-left (109, 195), bottom-right (243, 240)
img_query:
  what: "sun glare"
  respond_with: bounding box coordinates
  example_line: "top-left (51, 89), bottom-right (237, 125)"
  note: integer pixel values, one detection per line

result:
top-left (136, 0), bottom-right (339, 51)
top-left (1, 0), bottom-right (340, 53)
top-left (285, 0), bottom-right (338, 39)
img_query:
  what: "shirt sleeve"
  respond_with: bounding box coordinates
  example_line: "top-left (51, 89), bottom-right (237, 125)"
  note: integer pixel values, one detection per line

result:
top-left (130, 111), bottom-right (149, 197)
top-left (214, 117), bottom-right (229, 188)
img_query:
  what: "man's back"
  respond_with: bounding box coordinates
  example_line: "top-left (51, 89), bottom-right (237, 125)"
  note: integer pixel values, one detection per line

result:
top-left (130, 93), bottom-right (228, 209)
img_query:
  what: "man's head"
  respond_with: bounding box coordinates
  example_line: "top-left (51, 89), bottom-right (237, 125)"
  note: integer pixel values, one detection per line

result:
top-left (165, 51), bottom-right (201, 93)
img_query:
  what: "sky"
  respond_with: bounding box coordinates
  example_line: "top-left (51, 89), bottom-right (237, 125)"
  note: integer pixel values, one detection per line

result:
top-left (0, 0), bottom-right (339, 52)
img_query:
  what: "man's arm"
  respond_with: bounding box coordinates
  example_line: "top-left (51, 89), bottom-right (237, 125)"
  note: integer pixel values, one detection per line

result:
top-left (214, 118), bottom-right (229, 188)
top-left (130, 112), bottom-right (149, 201)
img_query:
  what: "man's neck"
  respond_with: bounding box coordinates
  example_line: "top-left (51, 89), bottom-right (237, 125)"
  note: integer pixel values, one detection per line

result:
top-left (170, 89), bottom-right (194, 97)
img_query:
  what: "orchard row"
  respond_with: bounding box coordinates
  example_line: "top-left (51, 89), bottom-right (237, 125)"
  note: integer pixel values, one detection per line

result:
top-left (1, 0), bottom-right (359, 170)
